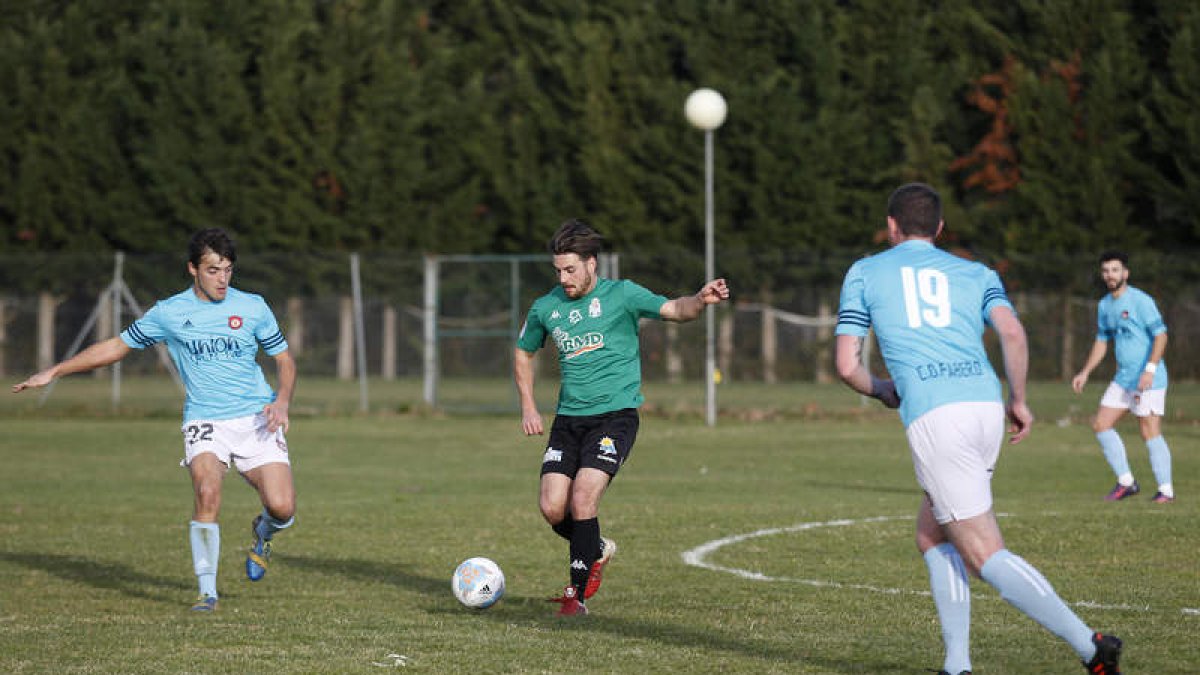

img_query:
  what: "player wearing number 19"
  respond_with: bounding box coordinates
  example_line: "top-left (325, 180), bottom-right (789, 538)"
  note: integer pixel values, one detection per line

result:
top-left (11, 228), bottom-right (297, 612)
top-left (833, 184), bottom-right (1122, 674)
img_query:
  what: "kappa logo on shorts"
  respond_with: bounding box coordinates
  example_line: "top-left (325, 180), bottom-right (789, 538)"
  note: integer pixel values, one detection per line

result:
top-left (597, 436), bottom-right (618, 463)
top-left (543, 447), bottom-right (563, 464)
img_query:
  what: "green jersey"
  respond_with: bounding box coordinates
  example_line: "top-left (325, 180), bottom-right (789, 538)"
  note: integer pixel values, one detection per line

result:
top-left (517, 278), bottom-right (668, 415)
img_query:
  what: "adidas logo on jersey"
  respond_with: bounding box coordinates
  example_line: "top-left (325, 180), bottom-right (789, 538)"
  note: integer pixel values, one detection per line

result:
top-left (183, 319), bottom-right (194, 328)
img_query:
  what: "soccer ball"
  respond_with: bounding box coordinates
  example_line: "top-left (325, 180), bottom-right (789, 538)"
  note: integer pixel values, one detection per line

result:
top-left (451, 557), bottom-right (505, 609)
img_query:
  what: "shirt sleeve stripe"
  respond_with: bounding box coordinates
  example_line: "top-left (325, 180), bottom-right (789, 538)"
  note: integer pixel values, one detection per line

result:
top-left (259, 332), bottom-right (286, 350)
top-left (126, 323), bottom-right (156, 347)
top-left (836, 317), bottom-right (871, 330)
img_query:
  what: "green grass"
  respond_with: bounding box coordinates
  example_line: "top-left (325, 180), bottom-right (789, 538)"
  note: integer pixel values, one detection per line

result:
top-left (2, 380), bottom-right (1198, 673)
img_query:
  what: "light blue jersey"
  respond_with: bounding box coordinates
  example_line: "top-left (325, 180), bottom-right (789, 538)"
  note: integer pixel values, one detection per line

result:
top-left (1097, 285), bottom-right (1167, 391)
top-left (120, 287), bottom-right (288, 421)
top-left (836, 240), bottom-right (1012, 426)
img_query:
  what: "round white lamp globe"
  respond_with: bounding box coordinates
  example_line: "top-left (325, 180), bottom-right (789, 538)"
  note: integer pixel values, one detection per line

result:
top-left (684, 88), bottom-right (728, 131)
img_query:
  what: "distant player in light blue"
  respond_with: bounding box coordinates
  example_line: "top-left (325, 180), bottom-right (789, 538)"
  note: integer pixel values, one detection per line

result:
top-left (834, 183), bottom-right (1122, 675)
top-left (1071, 250), bottom-right (1174, 503)
top-left (12, 228), bottom-right (296, 612)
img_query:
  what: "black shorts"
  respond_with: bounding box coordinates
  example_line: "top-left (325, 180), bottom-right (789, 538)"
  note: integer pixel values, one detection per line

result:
top-left (540, 408), bottom-right (640, 479)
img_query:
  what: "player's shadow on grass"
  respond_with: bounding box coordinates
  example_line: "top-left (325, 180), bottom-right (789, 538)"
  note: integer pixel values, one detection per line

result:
top-left (279, 555), bottom-right (907, 673)
top-left (282, 553), bottom-right (447, 597)
top-left (0, 551), bottom-right (191, 605)
top-left (486, 596), bottom-right (909, 673)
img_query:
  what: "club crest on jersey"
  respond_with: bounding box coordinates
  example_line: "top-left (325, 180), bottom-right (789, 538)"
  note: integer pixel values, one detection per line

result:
top-left (1121, 310), bottom-right (1129, 320)
top-left (588, 298), bottom-right (602, 318)
top-left (228, 316), bottom-right (243, 330)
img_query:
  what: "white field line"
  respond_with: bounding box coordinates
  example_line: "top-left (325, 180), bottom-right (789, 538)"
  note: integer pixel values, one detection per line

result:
top-left (681, 515), bottom-right (1192, 615)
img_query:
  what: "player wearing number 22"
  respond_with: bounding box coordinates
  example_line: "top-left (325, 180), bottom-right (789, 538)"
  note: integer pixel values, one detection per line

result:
top-left (834, 184), bottom-right (1122, 674)
top-left (11, 228), bottom-right (296, 612)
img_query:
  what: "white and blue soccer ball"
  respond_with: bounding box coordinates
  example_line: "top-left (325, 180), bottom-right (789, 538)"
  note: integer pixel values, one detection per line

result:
top-left (451, 557), bottom-right (505, 609)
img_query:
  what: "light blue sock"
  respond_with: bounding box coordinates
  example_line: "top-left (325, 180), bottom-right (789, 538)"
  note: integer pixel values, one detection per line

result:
top-left (1096, 429), bottom-right (1131, 480)
top-left (979, 550), bottom-right (1094, 660)
top-left (1146, 435), bottom-right (1172, 489)
top-left (255, 509), bottom-right (295, 542)
top-left (924, 543), bottom-right (971, 673)
top-left (189, 521), bottom-right (220, 598)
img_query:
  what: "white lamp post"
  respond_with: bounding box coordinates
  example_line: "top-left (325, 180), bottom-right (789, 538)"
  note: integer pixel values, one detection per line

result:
top-left (684, 88), bottom-right (727, 427)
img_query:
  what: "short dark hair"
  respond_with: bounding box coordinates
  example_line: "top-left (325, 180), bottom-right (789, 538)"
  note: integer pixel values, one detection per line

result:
top-left (887, 183), bottom-right (942, 237)
top-left (1099, 249), bottom-right (1128, 267)
top-left (548, 218), bottom-right (603, 260)
top-left (188, 228), bottom-right (237, 267)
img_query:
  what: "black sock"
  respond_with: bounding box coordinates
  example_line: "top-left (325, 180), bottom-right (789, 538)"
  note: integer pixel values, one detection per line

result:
top-left (551, 518), bottom-right (574, 541)
top-left (568, 517), bottom-right (600, 597)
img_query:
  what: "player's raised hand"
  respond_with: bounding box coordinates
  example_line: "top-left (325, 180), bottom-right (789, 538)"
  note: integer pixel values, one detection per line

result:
top-left (699, 278), bottom-right (730, 305)
top-left (1006, 399), bottom-right (1033, 444)
top-left (12, 369), bottom-right (54, 393)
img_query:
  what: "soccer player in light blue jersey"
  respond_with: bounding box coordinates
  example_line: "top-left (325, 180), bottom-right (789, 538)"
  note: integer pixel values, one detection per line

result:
top-left (13, 229), bottom-right (296, 612)
top-left (1071, 250), bottom-right (1174, 503)
top-left (834, 183), bottom-right (1122, 674)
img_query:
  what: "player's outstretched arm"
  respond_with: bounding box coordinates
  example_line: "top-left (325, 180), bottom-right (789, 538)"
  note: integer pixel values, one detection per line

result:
top-left (659, 278), bottom-right (730, 322)
top-left (834, 334), bottom-right (900, 408)
top-left (11, 337), bottom-right (131, 393)
top-left (513, 348), bottom-right (543, 436)
top-left (1070, 339), bottom-right (1107, 394)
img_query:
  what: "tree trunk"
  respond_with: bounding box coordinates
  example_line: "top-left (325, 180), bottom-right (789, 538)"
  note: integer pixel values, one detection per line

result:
top-left (37, 292), bottom-right (61, 371)
top-left (762, 303), bottom-right (777, 385)
top-left (286, 296), bottom-right (304, 356)
top-left (718, 308), bottom-right (734, 381)
top-left (94, 290), bottom-right (112, 378)
top-left (665, 322), bottom-right (682, 384)
top-left (0, 298), bottom-right (7, 378)
top-left (1060, 290), bottom-right (1074, 381)
top-left (815, 299), bottom-right (833, 384)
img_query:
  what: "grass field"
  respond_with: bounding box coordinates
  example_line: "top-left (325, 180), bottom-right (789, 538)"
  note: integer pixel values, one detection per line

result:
top-left (2, 378), bottom-right (1198, 673)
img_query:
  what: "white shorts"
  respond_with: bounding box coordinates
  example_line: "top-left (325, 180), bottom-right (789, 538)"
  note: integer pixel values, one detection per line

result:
top-left (180, 413), bottom-right (290, 473)
top-left (905, 401), bottom-right (1005, 524)
top-left (1100, 381), bottom-right (1166, 417)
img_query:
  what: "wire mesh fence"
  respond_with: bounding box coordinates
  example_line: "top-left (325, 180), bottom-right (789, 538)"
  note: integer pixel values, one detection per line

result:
top-left (2, 249), bottom-right (1198, 409)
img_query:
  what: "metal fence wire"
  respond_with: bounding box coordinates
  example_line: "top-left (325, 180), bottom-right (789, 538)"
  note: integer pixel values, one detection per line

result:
top-left (2, 250), bottom-right (1198, 392)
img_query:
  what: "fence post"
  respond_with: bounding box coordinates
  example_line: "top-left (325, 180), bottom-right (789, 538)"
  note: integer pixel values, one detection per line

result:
top-left (423, 255), bottom-right (439, 407)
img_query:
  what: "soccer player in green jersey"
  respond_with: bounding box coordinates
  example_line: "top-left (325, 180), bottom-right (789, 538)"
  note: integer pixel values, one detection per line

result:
top-left (514, 218), bottom-right (729, 616)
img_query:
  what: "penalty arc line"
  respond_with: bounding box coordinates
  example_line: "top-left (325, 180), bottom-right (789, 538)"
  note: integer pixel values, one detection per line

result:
top-left (680, 515), bottom-right (1195, 616)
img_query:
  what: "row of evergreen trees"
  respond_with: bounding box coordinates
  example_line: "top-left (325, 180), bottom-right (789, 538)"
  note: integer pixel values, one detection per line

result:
top-left (3, 1), bottom-right (1198, 282)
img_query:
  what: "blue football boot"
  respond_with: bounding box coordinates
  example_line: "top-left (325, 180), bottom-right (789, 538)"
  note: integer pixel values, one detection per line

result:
top-left (246, 515), bottom-right (271, 582)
